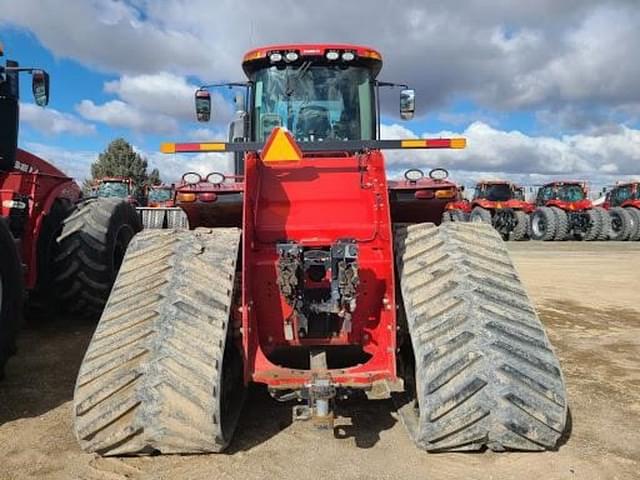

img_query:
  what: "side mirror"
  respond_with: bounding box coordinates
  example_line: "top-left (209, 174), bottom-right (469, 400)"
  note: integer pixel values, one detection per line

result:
top-left (400, 88), bottom-right (415, 120)
top-left (32, 70), bottom-right (50, 107)
top-left (459, 185), bottom-right (465, 192)
top-left (195, 88), bottom-right (211, 122)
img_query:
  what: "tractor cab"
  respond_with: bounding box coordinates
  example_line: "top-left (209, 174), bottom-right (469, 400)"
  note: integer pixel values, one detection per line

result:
top-left (473, 181), bottom-right (515, 202)
top-left (536, 181), bottom-right (589, 208)
top-left (93, 177), bottom-right (137, 203)
top-left (606, 182), bottom-right (640, 208)
top-left (146, 184), bottom-right (174, 207)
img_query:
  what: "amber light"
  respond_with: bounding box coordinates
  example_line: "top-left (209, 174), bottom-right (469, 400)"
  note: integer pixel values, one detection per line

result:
top-left (177, 192), bottom-right (197, 203)
top-left (199, 192), bottom-right (217, 203)
top-left (435, 189), bottom-right (456, 199)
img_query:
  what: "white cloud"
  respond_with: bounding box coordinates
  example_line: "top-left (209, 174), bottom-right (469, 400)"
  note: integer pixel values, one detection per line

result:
top-left (76, 99), bottom-right (178, 134)
top-left (382, 122), bottom-right (640, 184)
top-left (22, 141), bottom-right (96, 181)
top-left (20, 103), bottom-right (95, 136)
top-left (145, 151), bottom-right (233, 184)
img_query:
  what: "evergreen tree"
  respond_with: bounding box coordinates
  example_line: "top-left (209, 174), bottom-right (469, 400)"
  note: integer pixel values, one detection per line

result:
top-left (89, 138), bottom-right (161, 190)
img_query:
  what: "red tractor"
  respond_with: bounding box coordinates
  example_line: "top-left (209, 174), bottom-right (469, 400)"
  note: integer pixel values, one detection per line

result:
top-left (0, 48), bottom-right (141, 376)
top-left (603, 182), bottom-right (640, 241)
top-left (92, 176), bottom-right (138, 204)
top-left (73, 44), bottom-right (567, 455)
top-left (137, 183), bottom-right (189, 229)
top-left (530, 181), bottom-right (608, 241)
top-left (444, 180), bottom-right (533, 240)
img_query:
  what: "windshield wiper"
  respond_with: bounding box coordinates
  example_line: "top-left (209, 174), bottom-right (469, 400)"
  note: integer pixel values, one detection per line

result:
top-left (285, 61), bottom-right (313, 97)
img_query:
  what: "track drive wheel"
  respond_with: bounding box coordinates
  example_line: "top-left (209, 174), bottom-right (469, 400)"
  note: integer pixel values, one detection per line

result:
top-left (54, 198), bottom-right (142, 319)
top-left (73, 228), bottom-right (244, 455)
top-left (394, 222), bottom-right (567, 451)
top-left (530, 207), bottom-right (556, 241)
top-left (0, 217), bottom-right (24, 378)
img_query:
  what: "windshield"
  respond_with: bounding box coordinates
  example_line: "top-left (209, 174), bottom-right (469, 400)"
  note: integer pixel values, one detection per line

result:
top-left (252, 64), bottom-right (374, 142)
top-left (475, 184), bottom-right (513, 202)
top-left (557, 185), bottom-right (585, 202)
top-left (97, 182), bottom-right (129, 198)
top-left (148, 188), bottom-right (172, 202)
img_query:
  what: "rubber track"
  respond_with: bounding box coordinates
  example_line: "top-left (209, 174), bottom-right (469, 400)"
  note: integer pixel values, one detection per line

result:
top-left (73, 227), bottom-right (241, 455)
top-left (395, 222), bottom-right (567, 451)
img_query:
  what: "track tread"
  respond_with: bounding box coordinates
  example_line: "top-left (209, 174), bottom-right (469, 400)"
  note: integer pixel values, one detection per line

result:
top-left (395, 222), bottom-right (567, 452)
top-left (73, 228), bottom-right (242, 455)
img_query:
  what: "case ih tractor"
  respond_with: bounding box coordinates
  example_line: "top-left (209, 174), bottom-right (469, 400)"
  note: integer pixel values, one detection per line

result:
top-left (603, 182), bottom-right (640, 241)
top-left (92, 176), bottom-right (138, 203)
top-left (444, 180), bottom-right (533, 240)
top-left (137, 183), bottom-right (190, 229)
top-left (73, 44), bottom-right (567, 455)
top-left (530, 181), bottom-right (609, 241)
top-left (0, 48), bottom-right (141, 375)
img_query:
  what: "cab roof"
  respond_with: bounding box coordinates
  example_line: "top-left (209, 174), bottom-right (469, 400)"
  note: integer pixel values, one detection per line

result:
top-left (242, 44), bottom-right (383, 77)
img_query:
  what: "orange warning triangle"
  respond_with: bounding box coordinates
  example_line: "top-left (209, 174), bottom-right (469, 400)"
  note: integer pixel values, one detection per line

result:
top-left (261, 127), bottom-right (302, 164)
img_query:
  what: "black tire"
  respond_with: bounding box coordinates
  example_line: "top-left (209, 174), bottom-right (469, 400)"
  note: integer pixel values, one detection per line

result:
top-left (442, 210), bottom-right (467, 223)
top-left (608, 207), bottom-right (632, 241)
top-left (510, 211), bottom-right (529, 241)
top-left (0, 217), bottom-right (24, 378)
top-left (73, 228), bottom-right (244, 455)
top-left (530, 207), bottom-right (557, 241)
top-left (594, 208), bottom-right (610, 241)
top-left (582, 209), bottom-right (602, 241)
top-left (470, 207), bottom-right (492, 224)
top-left (625, 207), bottom-right (640, 241)
top-left (550, 207), bottom-right (569, 241)
top-left (394, 222), bottom-right (567, 451)
top-left (54, 198), bottom-right (142, 319)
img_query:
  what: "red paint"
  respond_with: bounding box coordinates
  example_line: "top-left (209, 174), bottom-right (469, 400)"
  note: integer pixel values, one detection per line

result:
top-left (0, 149), bottom-right (81, 289)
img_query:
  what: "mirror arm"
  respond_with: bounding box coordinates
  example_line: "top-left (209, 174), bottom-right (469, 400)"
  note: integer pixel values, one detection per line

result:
top-left (199, 81), bottom-right (253, 90)
top-left (375, 81), bottom-right (409, 89)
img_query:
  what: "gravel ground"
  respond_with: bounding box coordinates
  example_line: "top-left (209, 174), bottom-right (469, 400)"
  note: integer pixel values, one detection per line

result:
top-left (1, 241), bottom-right (639, 480)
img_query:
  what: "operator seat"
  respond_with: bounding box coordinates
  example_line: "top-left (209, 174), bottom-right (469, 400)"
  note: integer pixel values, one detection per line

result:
top-left (295, 105), bottom-right (332, 141)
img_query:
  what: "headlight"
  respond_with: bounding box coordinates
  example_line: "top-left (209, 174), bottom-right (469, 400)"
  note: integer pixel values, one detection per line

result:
top-left (285, 51), bottom-right (299, 62)
top-left (206, 172), bottom-right (225, 185)
top-left (429, 168), bottom-right (449, 181)
top-left (341, 51), bottom-right (355, 61)
top-left (269, 52), bottom-right (283, 63)
top-left (182, 172), bottom-right (202, 185)
top-left (404, 168), bottom-right (424, 182)
top-left (326, 51), bottom-right (339, 61)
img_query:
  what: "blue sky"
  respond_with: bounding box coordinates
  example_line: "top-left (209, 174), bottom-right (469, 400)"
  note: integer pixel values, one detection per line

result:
top-left (2, 0), bottom-right (639, 191)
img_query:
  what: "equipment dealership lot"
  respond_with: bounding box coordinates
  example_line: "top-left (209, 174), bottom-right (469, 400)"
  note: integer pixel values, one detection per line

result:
top-left (0, 241), bottom-right (638, 480)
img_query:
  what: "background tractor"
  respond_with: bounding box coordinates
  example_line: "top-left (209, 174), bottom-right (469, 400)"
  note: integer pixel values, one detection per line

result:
top-left (73, 44), bottom-right (567, 455)
top-left (137, 183), bottom-right (189, 229)
top-left (445, 180), bottom-right (533, 240)
top-left (0, 47), bottom-right (141, 376)
top-left (91, 176), bottom-right (139, 204)
top-left (603, 182), bottom-right (640, 241)
top-left (530, 181), bottom-right (608, 241)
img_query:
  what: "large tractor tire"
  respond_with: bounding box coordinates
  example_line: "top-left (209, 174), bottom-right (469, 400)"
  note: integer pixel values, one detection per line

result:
top-left (394, 222), bottom-right (567, 451)
top-left (625, 207), bottom-right (640, 241)
top-left (0, 217), bottom-right (24, 378)
top-left (510, 211), bottom-right (529, 241)
top-left (54, 198), bottom-right (142, 319)
top-left (594, 207), bottom-right (610, 241)
top-left (73, 228), bottom-right (244, 455)
top-left (582, 208), bottom-right (603, 241)
top-left (550, 207), bottom-right (569, 241)
top-left (530, 207), bottom-right (557, 241)
top-left (166, 208), bottom-right (189, 229)
top-left (470, 207), bottom-right (492, 224)
top-left (608, 207), bottom-right (633, 241)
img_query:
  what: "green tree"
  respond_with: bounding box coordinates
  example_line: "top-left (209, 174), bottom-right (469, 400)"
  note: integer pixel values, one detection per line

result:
top-left (89, 138), bottom-right (161, 191)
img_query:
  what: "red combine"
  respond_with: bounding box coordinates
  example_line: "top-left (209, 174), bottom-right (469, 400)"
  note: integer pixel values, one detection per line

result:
top-left (444, 180), bottom-right (533, 240)
top-left (530, 181), bottom-right (608, 241)
top-left (0, 48), bottom-right (141, 375)
top-left (73, 44), bottom-right (567, 454)
top-left (603, 182), bottom-right (640, 241)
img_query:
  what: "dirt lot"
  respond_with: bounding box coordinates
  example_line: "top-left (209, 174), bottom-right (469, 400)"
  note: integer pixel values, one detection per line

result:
top-left (1, 241), bottom-right (639, 480)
